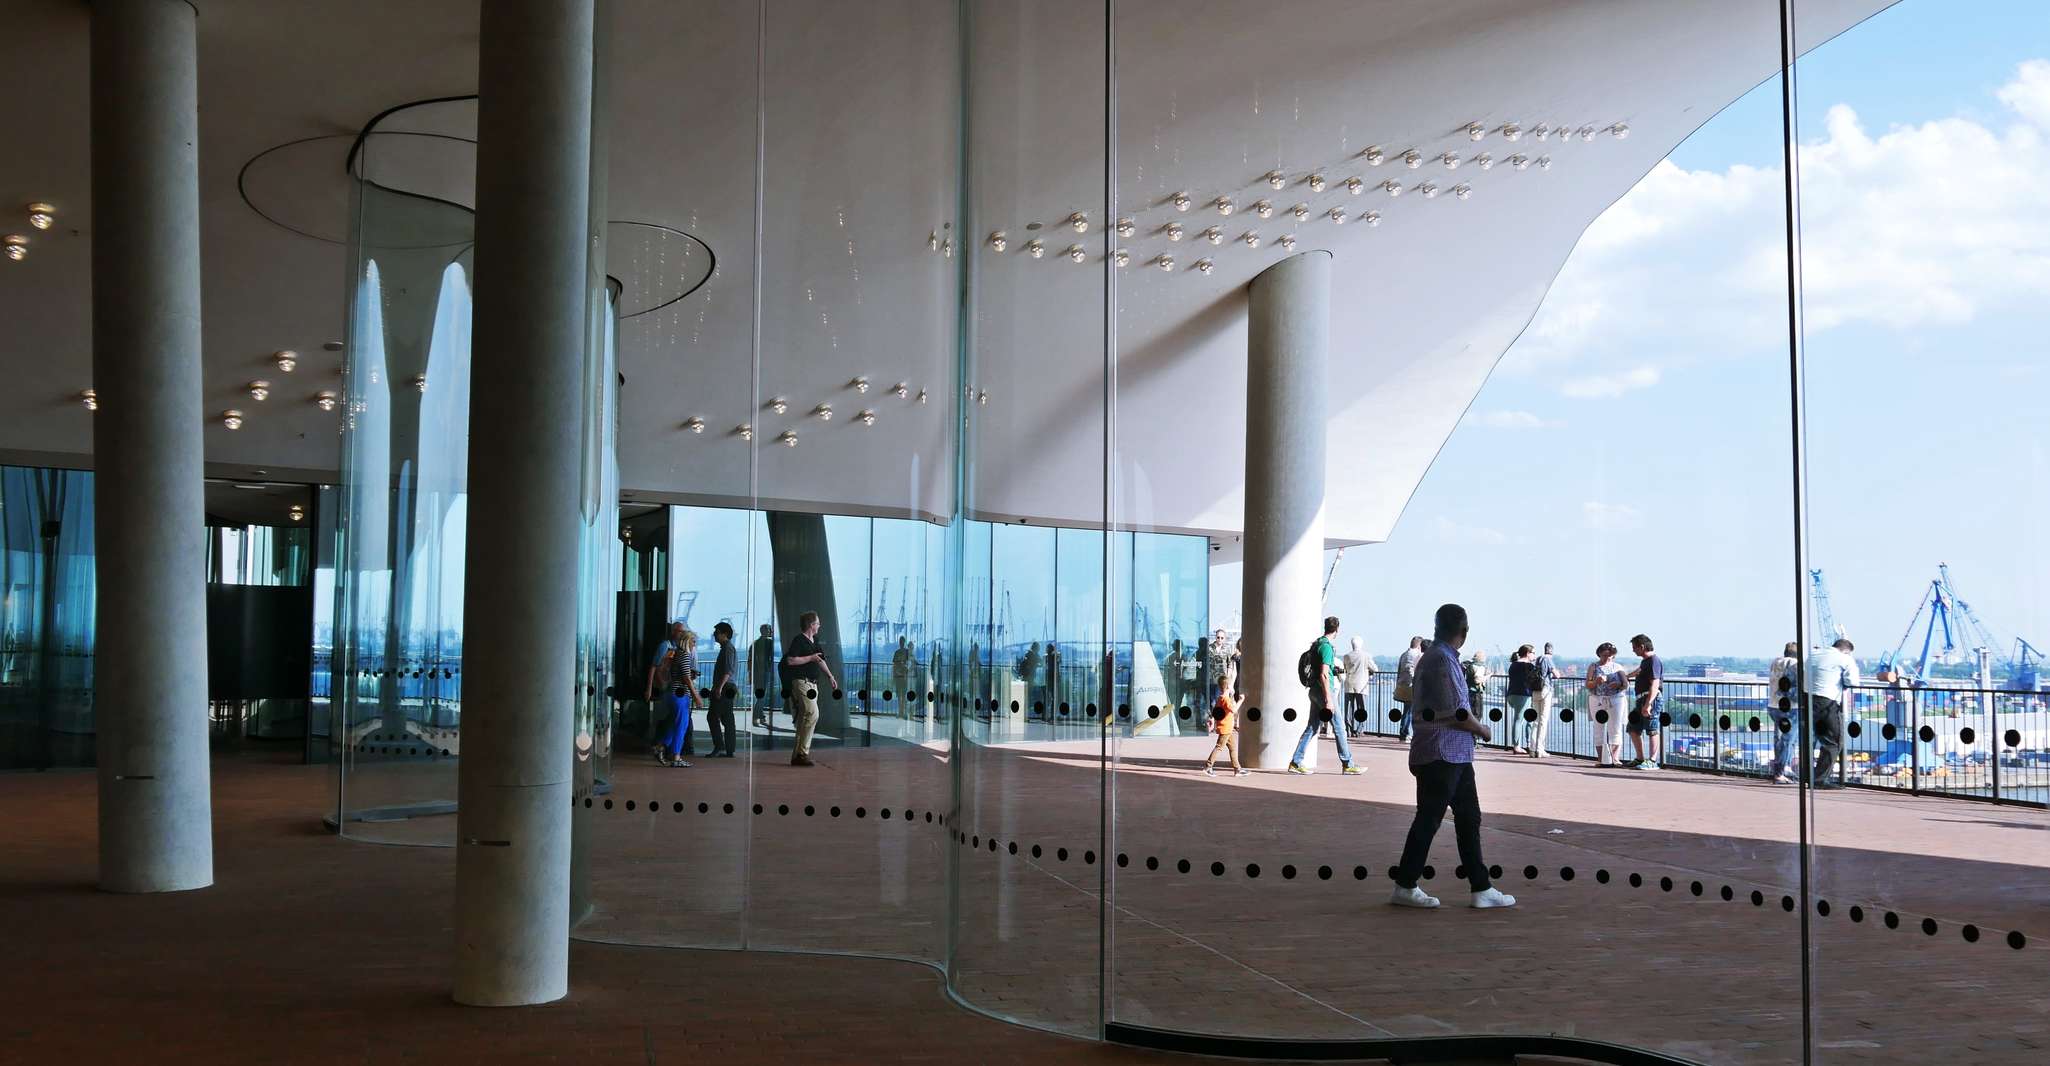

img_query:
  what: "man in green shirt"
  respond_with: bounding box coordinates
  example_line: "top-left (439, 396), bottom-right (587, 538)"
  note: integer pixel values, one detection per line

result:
top-left (1288, 615), bottom-right (1363, 775)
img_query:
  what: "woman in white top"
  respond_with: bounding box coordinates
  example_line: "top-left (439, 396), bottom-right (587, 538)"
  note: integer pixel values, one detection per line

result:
top-left (1341, 637), bottom-right (1373, 737)
top-left (1586, 641), bottom-right (1629, 766)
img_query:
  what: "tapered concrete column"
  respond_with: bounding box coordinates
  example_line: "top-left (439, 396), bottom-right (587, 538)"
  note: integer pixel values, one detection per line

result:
top-left (454, 0), bottom-right (594, 1007)
top-left (90, 0), bottom-right (212, 894)
top-left (1239, 251), bottom-right (1332, 770)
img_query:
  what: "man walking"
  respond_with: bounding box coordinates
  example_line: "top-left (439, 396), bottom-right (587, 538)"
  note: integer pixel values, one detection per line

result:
top-left (783, 612), bottom-right (836, 767)
top-left (706, 622), bottom-right (739, 757)
top-left (1395, 636), bottom-right (1424, 742)
top-left (1767, 641), bottom-right (1801, 783)
top-left (1287, 616), bottom-right (1362, 775)
top-left (1804, 638), bottom-right (1858, 789)
top-left (750, 624), bottom-right (778, 727)
top-left (1390, 603), bottom-right (1516, 910)
top-left (1626, 634), bottom-right (1663, 770)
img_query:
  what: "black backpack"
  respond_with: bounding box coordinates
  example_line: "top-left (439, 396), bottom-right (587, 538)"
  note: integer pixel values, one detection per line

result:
top-left (1297, 642), bottom-right (1321, 688)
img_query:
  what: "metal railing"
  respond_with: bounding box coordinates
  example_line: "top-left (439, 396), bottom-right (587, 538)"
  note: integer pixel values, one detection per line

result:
top-left (1342, 671), bottom-right (2048, 807)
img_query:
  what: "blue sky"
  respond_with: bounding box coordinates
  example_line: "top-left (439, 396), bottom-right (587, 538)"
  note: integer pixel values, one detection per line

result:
top-left (1300, 0), bottom-right (2050, 666)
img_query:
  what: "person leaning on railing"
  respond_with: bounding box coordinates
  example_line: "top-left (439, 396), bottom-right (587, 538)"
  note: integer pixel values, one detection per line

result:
top-left (1803, 638), bottom-right (1859, 789)
top-left (1767, 642), bottom-right (1801, 784)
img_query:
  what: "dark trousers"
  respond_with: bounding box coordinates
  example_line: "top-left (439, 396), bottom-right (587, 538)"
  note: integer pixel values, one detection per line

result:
top-left (1344, 692), bottom-right (1367, 734)
top-left (708, 696), bottom-right (737, 754)
top-left (1395, 759), bottom-right (1490, 892)
top-left (1810, 695), bottom-right (1844, 783)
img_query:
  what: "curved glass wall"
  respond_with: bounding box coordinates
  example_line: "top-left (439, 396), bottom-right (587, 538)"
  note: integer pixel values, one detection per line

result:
top-left (318, 1), bottom-right (2048, 1062)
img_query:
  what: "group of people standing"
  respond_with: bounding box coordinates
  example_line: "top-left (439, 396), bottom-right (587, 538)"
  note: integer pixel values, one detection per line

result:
top-left (644, 612), bottom-right (835, 768)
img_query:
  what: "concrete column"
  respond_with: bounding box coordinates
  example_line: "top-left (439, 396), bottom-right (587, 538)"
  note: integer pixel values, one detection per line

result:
top-left (1239, 251), bottom-right (1332, 770)
top-left (90, 0), bottom-right (212, 894)
top-left (454, 0), bottom-right (594, 1007)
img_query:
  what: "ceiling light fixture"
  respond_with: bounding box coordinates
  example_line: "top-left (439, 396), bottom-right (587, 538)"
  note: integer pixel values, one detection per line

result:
top-left (977, 390), bottom-right (989, 406)
top-left (778, 430), bottom-right (798, 447)
top-left (1241, 231), bottom-right (1260, 248)
top-left (813, 403), bottom-right (833, 421)
top-left (1026, 238), bottom-right (1044, 258)
top-left (313, 390), bottom-right (337, 412)
top-left (26, 203), bottom-right (54, 230)
top-left (1579, 125), bottom-right (1598, 142)
top-left (1532, 123), bottom-right (1551, 141)
top-left (1441, 152), bottom-right (1462, 170)
top-left (684, 416), bottom-right (706, 433)
top-left (1291, 203), bottom-right (1310, 220)
top-left (1194, 258), bottom-right (1215, 275)
top-left (1453, 183), bottom-right (1472, 200)
top-left (1172, 191), bottom-right (1192, 211)
top-left (1214, 196), bottom-right (1235, 215)
top-left (1264, 170), bottom-right (1287, 189)
top-left (1418, 182), bottom-right (1439, 199)
top-left (3, 234), bottom-right (26, 261)
top-left (1608, 122), bottom-right (1630, 139)
top-left (1362, 210), bottom-right (1382, 228)
top-left (1114, 217), bottom-right (1135, 237)
top-left (1254, 199), bottom-right (1274, 219)
top-left (987, 231), bottom-right (1007, 252)
top-left (1509, 154), bottom-right (1531, 171)
top-left (917, 389), bottom-right (928, 404)
top-left (1466, 122), bottom-right (1486, 141)
top-left (274, 350), bottom-right (298, 372)
top-left (80, 388), bottom-right (97, 412)
top-left (1277, 234), bottom-right (1296, 251)
top-left (1200, 226), bottom-right (1222, 245)
top-left (1066, 212), bottom-right (1089, 232)
top-left (1307, 173), bottom-right (1327, 192)
top-left (1501, 123), bottom-right (1522, 141)
top-left (892, 382), bottom-right (909, 398)
top-left (1474, 153), bottom-right (1494, 170)
top-left (857, 409), bottom-right (876, 426)
top-left (1065, 244), bottom-right (1087, 262)
top-left (221, 410), bottom-right (244, 430)
top-left (1164, 221), bottom-right (1184, 241)
top-left (1327, 207), bottom-right (1347, 225)
top-left (1113, 248), bottom-right (1131, 267)
top-left (1155, 254), bottom-right (1175, 272)
top-left (769, 397), bottom-right (788, 414)
top-left (1362, 145), bottom-right (1385, 166)
top-left (1537, 155), bottom-right (1553, 170)
top-left (852, 376), bottom-right (870, 393)
top-left (248, 380), bottom-right (271, 402)
top-left (1403, 150), bottom-right (1423, 169)
top-left (738, 424), bottom-right (754, 440)
top-left (1381, 180), bottom-right (1403, 197)
top-left (1344, 176), bottom-right (1364, 195)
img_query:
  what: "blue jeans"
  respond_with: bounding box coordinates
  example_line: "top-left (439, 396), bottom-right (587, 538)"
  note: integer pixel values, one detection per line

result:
top-left (1769, 708), bottom-right (1799, 777)
top-left (1507, 694), bottom-right (1534, 746)
top-left (1397, 699), bottom-right (1413, 740)
top-left (1292, 704), bottom-right (1354, 767)
top-left (659, 692), bottom-right (693, 758)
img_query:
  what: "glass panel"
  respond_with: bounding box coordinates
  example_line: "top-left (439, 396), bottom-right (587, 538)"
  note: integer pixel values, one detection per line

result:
top-left (1107, 0), bottom-right (1805, 1058)
top-left (1796, 2), bottom-right (2050, 1060)
top-left (0, 465), bottom-right (96, 770)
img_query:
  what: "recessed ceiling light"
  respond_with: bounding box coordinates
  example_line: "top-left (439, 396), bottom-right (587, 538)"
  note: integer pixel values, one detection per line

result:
top-left (1533, 123), bottom-right (1551, 141)
top-left (248, 380), bottom-right (271, 401)
top-left (1307, 173), bottom-right (1327, 192)
top-left (987, 231), bottom-right (1007, 252)
top-left (1418, 182), bottom-right (1439, 199)
top-left (1172, 192), bottom-right (1192, 211)
top-left (892, 382), bottom-right (909, 398)
top-left (1608, 122), bottom-right (1630, 139)
top-left (1164, 222), bottom-right (1184, 241)
top-left (852, 376), bottom-right (870, 393)
top-left (1403, 150), bottom-right (1423, 169)
top-left (857, 409), bottom-right (877, 426)
top-left (1241, 231), bottom-right (1260, 248)
top-left (1200, 226), bottom-right (1223, 245)
top-left (768, 397), bottom-right (788, 414)
top-left (1381, 180), bottom-right (1403, 197)
top-left (1026, 239), bottom-right (1045, 258)
top-left (1114, 217), bottom-right (1135, 237)
top-left (684, 416), bottom-right (706, 433)
top-left (1441, 152), bottom-right (1462, 170)
top-left (778, 430), bottom-right (798, 447)
top-left (1264, 170), bottom-right (1287, 189)
top-left (3, 234), bottom-right (26, 261)
top-left (1509, 154), bottom-right (1531, 171)
top-left (1113, 248), bottom-right (1131, 267)
top-left (813, 403), bottom-right (833, 421)
top-left (737, 424), bottom-right (754, 440)
top-left (1254, 199), bottom-right (1274, 219)
top-left (1155, 254), bottom-right (1175, 272)
top-left (274, 350), bottom-right (298, 372)
top-left (1344, 176), bottom-right (1364, 195)
top-left (1214, 196), bottom-right (1235, 216)
top-left (1194, 258), bottom-right (1214, 275)
top-left (1453, 183), bottom-right (1472, 200)
top-left (1500, 123), bottom-right (1522, 142)
top-left (26, 203), bottom-right (54, 230)
top-left (314, 390), bottom-right (338, 412)
top-left (1362, 145), bottom-right (1384, 166)
top-left (1065, 212), bottom-right (1089, 233)
top-left (221, 410), bottom-right (245, 430)
top-left (1291, 203), bottom-right (1310, 220)
top-left (1065, 244), bottom-right (1087, 262)
top-left (1277, 234), bottom-right (1296, 251)
top-left (1474, 153), bottom-right (1494, 170)
top-left (1327, 207), bottom-right (1347, 225)
top-left (80, 388), bottom-right (97, 412)
top-left (1465, 122), bottom-right (1486, 141)
top-left (1537, 155), bottom-right (1553, 170)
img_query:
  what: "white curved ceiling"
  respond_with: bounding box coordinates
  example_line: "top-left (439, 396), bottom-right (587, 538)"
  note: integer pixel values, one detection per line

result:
top-left (0, 0), bottom-right (1891, 542)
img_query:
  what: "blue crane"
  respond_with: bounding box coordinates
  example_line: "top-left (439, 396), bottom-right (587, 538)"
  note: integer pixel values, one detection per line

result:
top-left (1878, 564), bottom-right (2045, 689)
top-left (1808, 569), bottom-right (1845, 643)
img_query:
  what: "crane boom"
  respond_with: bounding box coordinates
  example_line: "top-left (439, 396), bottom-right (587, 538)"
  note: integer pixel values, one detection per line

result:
top-left (1808, 569), bottom-right (1845, 642)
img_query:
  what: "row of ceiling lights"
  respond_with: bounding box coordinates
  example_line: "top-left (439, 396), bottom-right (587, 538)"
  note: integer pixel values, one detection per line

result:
top-left (680, 375), bottom-right (933, 446)
top-left (5, 202), bottom-right (57, 260)
top-left (78, 347), bottom-right (350, 426)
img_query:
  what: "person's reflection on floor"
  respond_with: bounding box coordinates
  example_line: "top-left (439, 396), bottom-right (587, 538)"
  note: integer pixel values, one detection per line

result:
top-left (1390, 603), bottom-right (1517, 911)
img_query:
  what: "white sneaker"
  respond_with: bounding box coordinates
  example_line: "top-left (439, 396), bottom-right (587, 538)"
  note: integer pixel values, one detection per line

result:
top-left (1202, 766), bottom-right (1216, 777)
top-left (1389, 885), bottom-right (1440, 908)
top-left (1472, 887), bottom-right (1517, 909)
top-left (1235, 768), bottom-right (1250, 777)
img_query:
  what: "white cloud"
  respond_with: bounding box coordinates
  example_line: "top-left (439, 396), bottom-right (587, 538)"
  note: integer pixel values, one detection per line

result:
top-left (1581, 501), bottom-right (1644, 532)
top-left (1464, 409), bottom-right (1561, 430)
top-left (1508, 59), bottom-right (2050, 380)
top-left (1560, 366), bottom-right (1660, 399)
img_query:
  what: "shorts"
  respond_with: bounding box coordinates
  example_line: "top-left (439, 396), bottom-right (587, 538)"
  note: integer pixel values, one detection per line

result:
top-left (1627, 693), bottom-right (1662, 734)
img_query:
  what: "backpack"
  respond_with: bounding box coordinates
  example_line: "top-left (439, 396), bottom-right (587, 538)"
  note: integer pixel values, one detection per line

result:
top-left (1297, 641), bottom-right (1322, 688)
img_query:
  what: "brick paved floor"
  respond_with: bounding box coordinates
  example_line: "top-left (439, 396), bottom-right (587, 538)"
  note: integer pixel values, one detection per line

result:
top-left (13, 733), bottom-right (2043, 1065)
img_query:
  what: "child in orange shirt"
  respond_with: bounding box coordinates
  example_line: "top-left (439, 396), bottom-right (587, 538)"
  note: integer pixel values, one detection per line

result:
top-left (1203, 665), bottom-right (1249, 777)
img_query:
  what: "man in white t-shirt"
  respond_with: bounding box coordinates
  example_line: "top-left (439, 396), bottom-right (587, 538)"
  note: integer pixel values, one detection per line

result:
top-left (1803, 638), bottom-right (1860, 789)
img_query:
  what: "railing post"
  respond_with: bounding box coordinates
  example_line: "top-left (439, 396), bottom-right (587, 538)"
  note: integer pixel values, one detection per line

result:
top-left (1989, 687), bottom-right (2002, 804)
top-left (1909, 688), bottom-right (1920, 797)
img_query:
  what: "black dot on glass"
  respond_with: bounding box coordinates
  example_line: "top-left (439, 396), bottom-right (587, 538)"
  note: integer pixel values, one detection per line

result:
top-left (971, 835), bottom-right (979, 848)
top-left (1318, 865), bottom-right (1334, 880)
top-left (855, 807), bottom-right (866, 819)
top-left (1246, 708), bottom-right (1261, 722)
top-left (1454, 865), bottom-right (1466, 880)
top-left (1116, 852), bottom-right (1128, 867)
top-left (1816, 899), bottom-right (1829, 917)
top-left (1084, 850), bottom-right (1096, 864)
top-left (752, 803), bottom-right (764, 815)
top-left (1031, 844), bottom-right (1043, 858)
top-left (1921, 917), bottom-right (1938, 936)
top-left (1959, 727), bottom-right (1976, 746)
top-left (698, 802), bottom-right (710, 814)
top-left (1353, 865), bottom-right (1368, 881)
top-left (1177, 859), bottom-right (1191, 873)
top-left (1282, 864), bottom-right (1297, 879)
top-left (1117, 705), bottom-right (1130, 719)
top-left (1058, 848), bottom-right (1069, 861)
top-left (2007, 729), bottom-right (2023, 747)
top-left (2008, 931), bottom-right (2027, 950)
top-left (1752, 890), bottom-right (1765, 906)
top-left (1962, 924), bottom-right (1980, 943)
top-left (1849, 905), bottom-right (1864, 922)
top-left (1489, 709), bottom-right (1503, 722)
top-left (583, 798), bottom-right (592, 809)
top-left (1488, 865), bottom-right (1502, 880)
top-left (1178, 706), bottom-right (1192, 720)
top-left (1881, 723), bottom-right (1898, 741)
top-left (625, 800), bottom-right (636, 811)
top-left (778, 804), bottom-right (789, 816)
top-left (1283, 708), bottom-right (1297, 722)
top-left (1630, 873), bottom-right (1644, 888)
top-left (1421, 708), bottom-right (1436, 722)
top-left (1087, 704), bottom-right (1099, 716)
top-left (1660, 712), bottom-right (1672, 727)
top-left (1595, 709), bottom-right (1609, 724)
top-left (1210, 861), bottom-right (1226, 877)
top-left (1143, 855), bottom-right (1156, 870)
top-left (1919, 725), bottom-right (1936, 743)
top-left (603, 799), bottom-right (613, 810)
top-left (1779, 715), bottom-right (1792, 733)
top-left (1523, 865), bottom-right (1539, 880)
top-left (1560, 709), bottom-right (1574, 722)
top-left (1782, 896), bottom-right (1796, 912)
top-left (1390, 709), bottom-right (1404, 721)
top-left (1148, 706), bottom-right (1161, 719)
top-left (1691, 881), bottom-right (1704, 897)
top-left (805, 805), bottom-right (816, 816)
top-left (1885, 911), bottom-right (1900, 929)
top-left (1748, 717), bottom-right (1763, 732)
top-left (1660, 876), bottom-right (1674, 893)
top-left (1717, 715), bottom-right (1731, 730)
top-left (829, 805), bottom-right (839, 817)
top-left (1007, 841), bottom-right (1017, 855)
top-left (1010, 700), bottom-right (1020, 713)
top-left (1523, 708), bottom-right (1538, 722)
top-left (1318, 708), bottom-right (1335, 723)
top-left (1720, 885), bottom-right (1734, 901)
top-left (1059, 703), bottom-right (1071, 716)
top-left (726, 803), bottom-right (737, 814)
top-left (1423, 865), bottom-right (1437, 881)
top-left (1847, 721), bottom-right (1863, 738)
top-left (754, 688), bottom-right (764, 699)
top-left (1596, 869), bottom-right (1611, 884)
top-left (987, 839), bottom-right (996, 852)
top-left (1688, 714), bottom-right (1703, 729)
